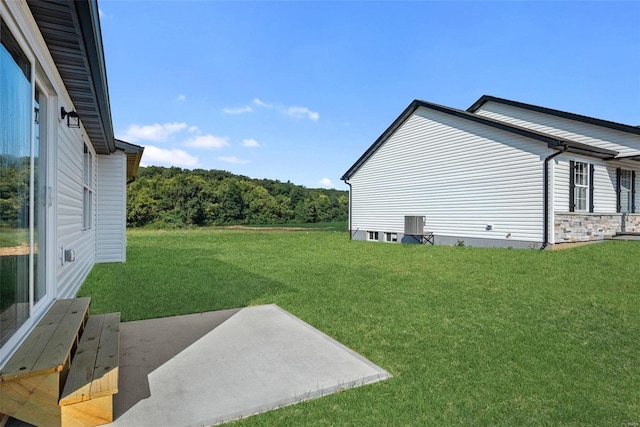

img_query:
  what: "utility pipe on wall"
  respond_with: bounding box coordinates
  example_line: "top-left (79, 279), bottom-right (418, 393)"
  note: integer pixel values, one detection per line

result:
top-left (541, 146), bottom-right (568, 250)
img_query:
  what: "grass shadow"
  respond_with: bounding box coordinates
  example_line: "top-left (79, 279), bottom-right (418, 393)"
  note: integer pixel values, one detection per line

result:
top-left (80, 249), bottom-right (294, 322)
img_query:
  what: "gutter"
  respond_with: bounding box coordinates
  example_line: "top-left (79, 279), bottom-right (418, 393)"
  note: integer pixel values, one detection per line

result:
top-left (342, 179), bottom-right (353, 240)
top-left (541, 146), bottom-right (568, 250)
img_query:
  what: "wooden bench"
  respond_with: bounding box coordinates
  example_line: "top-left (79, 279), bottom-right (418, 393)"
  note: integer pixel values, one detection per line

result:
top-left (0, 298), bottom-right (120, 427)
top-left (60, 313), bottom-right (120, 426)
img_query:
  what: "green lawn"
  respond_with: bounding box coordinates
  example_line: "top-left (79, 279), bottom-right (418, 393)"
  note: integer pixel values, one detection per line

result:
top-left (80, 229), bottom-right (640, 426)
top-left (0, 228), bottom-right (27, 248)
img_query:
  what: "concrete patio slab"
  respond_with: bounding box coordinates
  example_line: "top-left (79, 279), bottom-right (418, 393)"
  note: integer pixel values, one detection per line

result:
top-left (107, 304), bottom-right (390, 427)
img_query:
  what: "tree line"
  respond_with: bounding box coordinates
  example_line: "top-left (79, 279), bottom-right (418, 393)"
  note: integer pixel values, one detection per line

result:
top-left (127, 166), bottom-right (348, 228)
top-left (0, 156), bottom-right (29, 229)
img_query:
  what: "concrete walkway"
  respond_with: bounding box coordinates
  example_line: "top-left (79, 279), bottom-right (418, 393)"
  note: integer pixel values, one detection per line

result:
top-left (107, 304), bottom-right (390, 426)
top-left (609, 234), bottom-right (640, 241)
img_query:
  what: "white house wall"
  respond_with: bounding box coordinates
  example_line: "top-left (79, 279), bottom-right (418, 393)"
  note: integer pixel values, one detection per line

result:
top-left (56, 126), bottom-right (97, 299)
top-left (348, 107), bottom-right (552, 245)
top-left (4, 1), bottom-right (98, 300)
top-left (474, 101), bottom-right (640, 157)
top-left (97, 152), bottom-right (126, 263)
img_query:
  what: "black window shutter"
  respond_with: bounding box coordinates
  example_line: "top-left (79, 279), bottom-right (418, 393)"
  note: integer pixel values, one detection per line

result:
top-left (632, 171), bottom-right (637, 213)
top-left (569, 160), bottom-right (575, 212)
top-left (589, 164), bottom-right (595, 213)
top-left (616, 168), bottom-right (622, 213)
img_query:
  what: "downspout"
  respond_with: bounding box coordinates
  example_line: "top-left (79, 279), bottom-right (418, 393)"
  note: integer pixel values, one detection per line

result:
top-left (541, 146), bottom-right (568, 250)
top-left (342, 179), bottom-right (353, 240)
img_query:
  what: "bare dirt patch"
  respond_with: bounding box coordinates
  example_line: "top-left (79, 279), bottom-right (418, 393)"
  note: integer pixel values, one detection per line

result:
top-left (0, 243), bottom-right (34, 256)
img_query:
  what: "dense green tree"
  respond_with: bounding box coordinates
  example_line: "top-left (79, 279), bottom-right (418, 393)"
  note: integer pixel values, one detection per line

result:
top-left (126, 166), bottom-right (348, 228)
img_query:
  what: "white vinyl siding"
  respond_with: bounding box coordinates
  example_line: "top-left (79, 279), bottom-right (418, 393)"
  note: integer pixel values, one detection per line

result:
top-left (97, 152), bottom-right (126, 262)
top-left (474, 101), bottom-right (640, 157)
top-left (349, 107), bottom-right (551, 243)
top-left (56, 125), bottom-right (96, 299)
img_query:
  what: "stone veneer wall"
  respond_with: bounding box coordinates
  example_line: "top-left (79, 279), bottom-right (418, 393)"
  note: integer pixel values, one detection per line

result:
top-left (555, 213), bottom-right (640, 243)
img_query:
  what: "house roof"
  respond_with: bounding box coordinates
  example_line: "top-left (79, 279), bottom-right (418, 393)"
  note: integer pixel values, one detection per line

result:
top-left (467, 95), bottom-right (640, 137)
top-left (341, 99), bottom-right (619, 181)
top-left (28, 0), bottom-right (115, 155)
top-left (115, 139), bottom-right (145, 181)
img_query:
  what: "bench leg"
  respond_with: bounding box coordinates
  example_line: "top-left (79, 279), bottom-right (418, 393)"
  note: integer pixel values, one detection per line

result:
top-left (61, 395), bottom-right (113, 427)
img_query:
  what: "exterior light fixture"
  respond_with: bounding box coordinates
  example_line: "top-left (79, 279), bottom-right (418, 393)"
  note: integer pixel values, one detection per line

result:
top-left (60, 107), bottom-right (80, 128)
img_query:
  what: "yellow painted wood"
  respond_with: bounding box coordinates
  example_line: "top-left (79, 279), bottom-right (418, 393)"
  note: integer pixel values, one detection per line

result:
top-left (61, 395), bottom-right (113, 427)
top-left (59, 315), bottom-right (104, 405)
top-left (0, 299), bottom-right (75, 381)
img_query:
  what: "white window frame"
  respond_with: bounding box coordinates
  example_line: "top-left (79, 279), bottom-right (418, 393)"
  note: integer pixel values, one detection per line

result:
top-left (384, 232), bottom-right (397, 242)
top-left (367, 231), bottom-right (379, 241)
top-left (573, 162), bottom-right (589, 212)
top-left (82, 142), bottom-right (93, 230)
top-left (620, 169), bottom-right (632, 214)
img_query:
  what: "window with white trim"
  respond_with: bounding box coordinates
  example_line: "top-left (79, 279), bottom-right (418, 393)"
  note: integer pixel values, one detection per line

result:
top-left (82, 143), bottom-right (93, 230)
top-left (384, 232), bottom-right (397, 242)
top-left (367, 231), bottom-right (379, 241)
top-left (573, 162), bottom-right (589, 212)
top-left (620, 169), bottom-right (633, 213)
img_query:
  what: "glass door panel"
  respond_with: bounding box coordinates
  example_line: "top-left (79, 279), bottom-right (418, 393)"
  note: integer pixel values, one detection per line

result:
top-left (0, 22), bottom-right (33, 346)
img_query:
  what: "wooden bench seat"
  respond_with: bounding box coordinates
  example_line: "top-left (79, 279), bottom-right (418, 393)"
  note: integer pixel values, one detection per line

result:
top-left (0, 298), bottom-right (91, 426)
top-left (1, 298), bottom-right (91, 382)
top-left (0, 298), bottom-right (121, 427)
top-left (60, 313), bottom-right (120, 427)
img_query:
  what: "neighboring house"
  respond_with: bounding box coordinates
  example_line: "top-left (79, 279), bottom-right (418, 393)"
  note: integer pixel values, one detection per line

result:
top-left (1, 0), bottom-right (143, 366)
top-left (341, 95), bottom-right (639, 249)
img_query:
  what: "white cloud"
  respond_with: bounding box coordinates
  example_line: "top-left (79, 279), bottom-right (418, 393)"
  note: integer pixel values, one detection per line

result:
top-left (253, 98), bottom-right (270, 108)
top-left (252, 98), bottom-right (318, 121)
top-left (319, 178), bottom-right (334, 188)
top-left (223, 106), bottom-right (253, 114)
top-left (184, 134), bottom-right (230, 149)
top-left (119, 122), bottom-right (188, 143)
top-left (287, 106), bottom-right (319, 121)
top-left (177, 94), bottom-right (186, 102)
top-left (242, 138), bottom-right (260, 148)
top-left (141, 146), bottom-right (199, 168)
top-left (218, 156), bottom-right (249, 164)
top-left (188, 126), bottom-right (199, 133)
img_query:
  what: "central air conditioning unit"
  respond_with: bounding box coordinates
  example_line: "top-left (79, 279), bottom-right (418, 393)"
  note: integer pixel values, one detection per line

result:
top-left (404, 216), bottom-right (425, 235)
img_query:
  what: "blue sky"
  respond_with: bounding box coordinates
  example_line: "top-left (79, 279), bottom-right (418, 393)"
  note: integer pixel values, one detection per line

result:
top-left (99, 1), bottom-right (640, 190)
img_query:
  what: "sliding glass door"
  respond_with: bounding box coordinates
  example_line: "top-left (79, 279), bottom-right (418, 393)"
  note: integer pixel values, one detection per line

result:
top-left (0, 18), bottom-right (48, 347)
